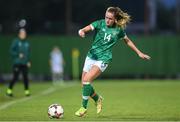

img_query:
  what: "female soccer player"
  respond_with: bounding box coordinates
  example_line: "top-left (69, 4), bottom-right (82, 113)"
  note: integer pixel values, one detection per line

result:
top-left (75, 7), bottom-right (151, 117)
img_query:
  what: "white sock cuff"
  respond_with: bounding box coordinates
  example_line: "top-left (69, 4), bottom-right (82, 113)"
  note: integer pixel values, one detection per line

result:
top-left (82, 95), bottom-right (89, 100)
top-left (82, 82), bottom-right (90, 85)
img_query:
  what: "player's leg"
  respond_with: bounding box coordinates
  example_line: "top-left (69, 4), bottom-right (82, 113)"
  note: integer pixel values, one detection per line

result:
top-left (75, 72), bottom-right (88, 117)
top-left (82, 66), bottom-right (101, 107)
top-left (22, 65), bottom-right (30, 96)
top-left (85, 78), bottom-right (103, 114)
top-left (6, 65), bottom-right (20, 96)
top-left (59, 72), bottom-right (63, 81)
top-left (90, 61), bottom-right (108, 114)
top-left (53, 73), bottom-right (58, 83)
top-left (82, 70), bottom-right (99, 105)
top-left (75, 66), bottom-right (101, 117)
top-left (51, 66), bottom-right (56, 83)
top-left (59, 67), bottom-right (64, 81)
top-left (84, 66), bottom-right (104, 114)
top-left (81, 71), bottom-right (86, 85)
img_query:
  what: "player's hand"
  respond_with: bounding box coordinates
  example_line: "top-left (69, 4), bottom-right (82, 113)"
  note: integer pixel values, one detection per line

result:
top-left (138, 52), bottom-right (151, 60)
top-left (27, 62), bottom-right (31, 68)
top-left (19, 53), bottom-right (24, 58)
top-left (78, 29), bottom-right (85, 38)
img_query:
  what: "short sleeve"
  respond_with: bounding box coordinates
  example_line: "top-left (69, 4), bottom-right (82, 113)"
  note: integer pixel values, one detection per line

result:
top-left (118, 29), bottom-right (127, 39)
top-left (10, 39), bottom-right (18, 56)
top-left (90, 20), bottom-right (101, 30)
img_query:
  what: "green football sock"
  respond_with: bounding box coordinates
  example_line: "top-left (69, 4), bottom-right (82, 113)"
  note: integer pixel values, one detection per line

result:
top-left (90, 85), bottom-right (99, 102)
top-left (82, 83), bottom-right (92, 109)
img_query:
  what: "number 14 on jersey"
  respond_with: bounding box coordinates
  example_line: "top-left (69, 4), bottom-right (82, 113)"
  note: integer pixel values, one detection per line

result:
top-left (104, 33), bottom-right (111, 42)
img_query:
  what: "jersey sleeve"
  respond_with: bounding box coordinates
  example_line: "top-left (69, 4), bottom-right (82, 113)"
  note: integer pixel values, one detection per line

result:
top-left (27, 41), bottom-right (31, 62)
top-left (118, 29), bottom-right (127, 39)
top-left (90, 20), bottom-right (101, 30)
top-left (10, 39), bottom-right (18, 57)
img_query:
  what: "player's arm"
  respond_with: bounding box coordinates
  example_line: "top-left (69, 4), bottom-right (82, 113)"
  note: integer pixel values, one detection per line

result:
top-left (10, 40), bottom-right (19, 57)
top-left (123, 36), bottom-right (151, 60)
top-left (78, 25), bottom-right (93, 38)
top-left (27, 43), bottom-right (31, 68)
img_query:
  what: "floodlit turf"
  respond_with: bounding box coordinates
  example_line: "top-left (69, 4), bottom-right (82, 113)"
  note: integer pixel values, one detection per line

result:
top-left (0, 80), bottom-right (180, 121)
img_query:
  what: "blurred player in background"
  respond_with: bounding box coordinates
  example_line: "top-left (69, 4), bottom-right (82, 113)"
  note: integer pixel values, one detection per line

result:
top-left (75, 6), bottom-right (151, 117)
top-left (6, 28), bottom-right (31, 97)
top-left (49, 46), bottom-right (64, 84)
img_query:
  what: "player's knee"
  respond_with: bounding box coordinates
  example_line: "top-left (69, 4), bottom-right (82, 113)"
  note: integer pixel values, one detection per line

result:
top-left (82, 76), bottom-right (91, 82)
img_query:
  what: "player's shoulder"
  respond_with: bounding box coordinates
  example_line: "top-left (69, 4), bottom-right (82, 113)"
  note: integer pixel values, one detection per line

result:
top-left (98, 19), bottom-right (105, 22)
top-left (12, 38), bottom-right (19, 43)
top-left (98, 19), bottom-right (105, 24)
top-left (91, 19), bottom-right (105, 29)
top-left (116, 26), bottom-right (127, 38)
top-left (92, 19), bottom-right (105, 24)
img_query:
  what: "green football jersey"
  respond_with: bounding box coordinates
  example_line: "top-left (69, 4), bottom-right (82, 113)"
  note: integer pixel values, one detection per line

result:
top-left (87, 19), bottom-right (126, 63)
top-left (10, 38), bottom-right (30, 65)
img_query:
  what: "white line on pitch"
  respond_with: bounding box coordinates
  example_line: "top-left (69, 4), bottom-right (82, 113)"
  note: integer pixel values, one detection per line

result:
top-left (0, 83), bottom-right (76, 110)
top-left (0, 87), bottom-right (55, 110)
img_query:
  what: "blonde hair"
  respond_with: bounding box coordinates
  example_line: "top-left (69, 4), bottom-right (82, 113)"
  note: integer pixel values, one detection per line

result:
top-left (107, 7), bottom-right (131, 29)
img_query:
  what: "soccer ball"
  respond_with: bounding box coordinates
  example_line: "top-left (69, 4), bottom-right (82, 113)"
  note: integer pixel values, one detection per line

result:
top-left (48, 104), bottom-right (64, 119)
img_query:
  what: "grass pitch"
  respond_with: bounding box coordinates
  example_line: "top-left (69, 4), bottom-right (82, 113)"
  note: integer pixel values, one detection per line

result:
top-left (0, 80), bottom-right (180, 121)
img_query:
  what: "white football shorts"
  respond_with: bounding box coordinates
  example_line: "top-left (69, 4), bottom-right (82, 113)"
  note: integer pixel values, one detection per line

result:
top-left (83, 56), bottom-right (108, 72)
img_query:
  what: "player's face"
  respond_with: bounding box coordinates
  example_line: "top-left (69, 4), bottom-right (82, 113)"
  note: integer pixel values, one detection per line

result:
top-left (105, 11), bottom-right (115, 27)
top-left (19, 30), bottom-right (27, 40)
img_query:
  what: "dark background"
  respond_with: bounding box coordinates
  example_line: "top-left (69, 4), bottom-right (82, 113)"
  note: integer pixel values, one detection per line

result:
top-left (0, 0), bottom-right (180, 81)
top-left (0, 0), bottom-right (179, 34)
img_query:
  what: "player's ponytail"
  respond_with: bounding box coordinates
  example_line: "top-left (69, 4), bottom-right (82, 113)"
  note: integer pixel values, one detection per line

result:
top-left (107, 7), bottom-right (131, 29)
